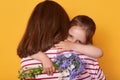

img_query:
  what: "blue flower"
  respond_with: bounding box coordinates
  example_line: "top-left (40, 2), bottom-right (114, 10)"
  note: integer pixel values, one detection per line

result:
top-left (54, 51), bottom-right (85, 79)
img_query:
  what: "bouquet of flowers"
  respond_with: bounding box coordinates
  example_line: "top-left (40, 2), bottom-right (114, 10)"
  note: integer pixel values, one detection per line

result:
top-left (54, 52), bottom-right (85, 79)
top-left (18, 52), bottom-right (85, 80)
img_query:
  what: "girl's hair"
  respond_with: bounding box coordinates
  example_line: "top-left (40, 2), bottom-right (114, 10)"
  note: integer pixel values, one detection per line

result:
top-left (70, 15), bottom-right (96, 44)
top-left (17, 0), bottom-right (70, 58)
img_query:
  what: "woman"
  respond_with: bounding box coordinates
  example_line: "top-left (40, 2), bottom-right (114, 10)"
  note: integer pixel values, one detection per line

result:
top-left (17, 0), bottom-right (70, 79)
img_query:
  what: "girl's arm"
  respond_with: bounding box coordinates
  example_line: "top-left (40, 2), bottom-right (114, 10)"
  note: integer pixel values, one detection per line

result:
top-left (30, 51), bottom-right (55, 75)
top-left (55, 41), bottom-right (103, 58)
top-left (71, 43), bottom-right (103, 58)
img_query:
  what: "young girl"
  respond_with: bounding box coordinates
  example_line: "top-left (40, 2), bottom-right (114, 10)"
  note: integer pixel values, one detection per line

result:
top-left (55, 15), bottom-right (106, 80)
top-left (55, 16), bottom-right (103, 58)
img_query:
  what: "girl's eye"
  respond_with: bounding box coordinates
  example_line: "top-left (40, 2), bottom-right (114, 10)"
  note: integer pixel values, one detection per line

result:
top-left (76, 40), bottom-right (82, 44)
top-left (68, 34), bottom-right (72, 38)
top-left (77, 40), bottom-right (86, 44)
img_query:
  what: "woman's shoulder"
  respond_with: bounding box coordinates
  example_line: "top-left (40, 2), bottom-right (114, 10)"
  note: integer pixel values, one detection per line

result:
top-left (45, 48), bottom-right (58, 53)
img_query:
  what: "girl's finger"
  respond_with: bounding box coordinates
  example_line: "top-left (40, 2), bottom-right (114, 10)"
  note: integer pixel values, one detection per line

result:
top-left (49, 68), bottom-right (53, 75)
top-left (46, 68), bottom-right (50, 75)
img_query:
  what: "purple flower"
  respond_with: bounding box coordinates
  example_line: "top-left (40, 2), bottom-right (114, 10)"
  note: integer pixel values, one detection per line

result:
top-left (53, 51), bottom-right (85, 79)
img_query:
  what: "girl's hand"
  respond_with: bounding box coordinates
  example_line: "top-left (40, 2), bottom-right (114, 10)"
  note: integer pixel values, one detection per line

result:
top-left (55, 40), bottom-right (74, 52)
top-left (31, 52), bottom-right (55, 75)
top-left (42, 57), bottom-right (55, 76)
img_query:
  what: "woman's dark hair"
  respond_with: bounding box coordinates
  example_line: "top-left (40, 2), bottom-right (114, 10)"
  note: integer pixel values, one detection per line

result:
top-left (17, 0), bottom-right (70, 58)
top-left (70, 15), bottom-right (96, 44)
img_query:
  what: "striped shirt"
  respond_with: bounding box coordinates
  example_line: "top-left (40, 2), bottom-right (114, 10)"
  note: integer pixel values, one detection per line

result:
top-left (21, 49), bottom-right (105, 80)
top-left (77, 54), bottom-right (105, 80)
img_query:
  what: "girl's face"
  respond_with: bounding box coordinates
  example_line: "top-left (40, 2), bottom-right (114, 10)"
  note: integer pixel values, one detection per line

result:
top-left (67, 26), bottom-right (86, 44)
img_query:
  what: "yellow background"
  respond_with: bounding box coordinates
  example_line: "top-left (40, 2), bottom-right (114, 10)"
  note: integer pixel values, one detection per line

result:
top-left (0, 0), bottom-right (120, 80)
